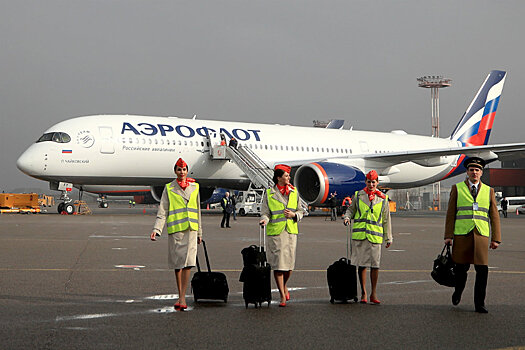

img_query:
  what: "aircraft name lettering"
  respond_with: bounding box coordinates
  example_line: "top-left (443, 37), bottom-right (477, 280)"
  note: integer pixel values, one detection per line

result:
top-left (121, 122), bottom-right (262, 141)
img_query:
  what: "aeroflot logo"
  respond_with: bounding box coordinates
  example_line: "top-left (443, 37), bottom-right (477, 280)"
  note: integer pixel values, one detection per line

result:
top-left (121, 122), bottom-right (262, 141)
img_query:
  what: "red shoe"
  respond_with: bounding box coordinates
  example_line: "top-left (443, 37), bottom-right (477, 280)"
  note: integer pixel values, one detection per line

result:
top-left (360, 298), bottom-right (367, 304)
top-left (179, 304), bottom-right (188, 311)
top-left (370, 299), bottom-right (381, 305)
top-left (174, 302), bottom-right (181, 310)
top-left (279, 302), bottom-right (287, 307)
top-left (285, 291), bottom-right (290, 301)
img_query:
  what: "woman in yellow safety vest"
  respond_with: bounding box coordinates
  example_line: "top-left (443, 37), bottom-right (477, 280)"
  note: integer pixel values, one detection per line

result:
top-left (343, 170), bottom-right (392, 305)
top-left (150, 158), bottom-right (202, 311)
top-left (259, 164), bottom-right (305, 307)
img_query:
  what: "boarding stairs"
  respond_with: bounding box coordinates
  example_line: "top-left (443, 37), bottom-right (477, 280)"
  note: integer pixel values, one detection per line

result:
top-left (213, 143), bottom-right (308, 213)
top-left (224, 145), bottom-right (274, 189)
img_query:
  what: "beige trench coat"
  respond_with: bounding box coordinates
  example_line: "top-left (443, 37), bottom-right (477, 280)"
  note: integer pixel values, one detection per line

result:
top-left (444, 180), bottom-right (501, 265)
top-left (260, 186), bottom-right (305, 270)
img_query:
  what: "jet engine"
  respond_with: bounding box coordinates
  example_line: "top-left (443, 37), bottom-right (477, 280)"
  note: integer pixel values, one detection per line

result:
top-left (294, 162), bottom-right (366, 206)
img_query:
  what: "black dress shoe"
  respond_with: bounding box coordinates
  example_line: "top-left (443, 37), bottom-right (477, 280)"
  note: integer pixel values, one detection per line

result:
top-left (452, 292), bottom-right (461, 306)
top-left (475, 305), bottom-right (488, 313)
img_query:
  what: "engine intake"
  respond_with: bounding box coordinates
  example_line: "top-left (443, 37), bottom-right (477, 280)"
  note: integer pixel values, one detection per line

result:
top-left (294, 162), bottom-right (365, 206)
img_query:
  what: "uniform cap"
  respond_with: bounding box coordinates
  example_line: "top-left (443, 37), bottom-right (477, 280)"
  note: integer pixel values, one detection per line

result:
top-left (366, 170), bottom-right (378, 181)
top-left (175, 158), bottom-right (188, 169)
top-left (464, 157), bottom-right (485, 170)
top-left (274, 164), bottom-right (291, 173)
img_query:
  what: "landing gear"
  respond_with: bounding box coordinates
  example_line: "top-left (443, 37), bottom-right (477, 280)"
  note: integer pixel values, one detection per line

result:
top-left (57, 188), bottom-right (75, 215)
top-left (63, 203), bottom-right (75, 215)
top-left (97, 195), bottom-right (108, 208)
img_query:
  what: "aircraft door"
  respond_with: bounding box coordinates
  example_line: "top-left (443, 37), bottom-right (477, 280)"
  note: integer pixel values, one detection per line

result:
top-left (359, 141), bottom-right (369, 153)
top-left (99, 126), bottom-right (115, 154)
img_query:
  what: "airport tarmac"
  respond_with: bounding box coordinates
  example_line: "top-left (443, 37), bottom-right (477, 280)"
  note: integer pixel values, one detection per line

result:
top-left (1, 208), bottom-right (524, 349)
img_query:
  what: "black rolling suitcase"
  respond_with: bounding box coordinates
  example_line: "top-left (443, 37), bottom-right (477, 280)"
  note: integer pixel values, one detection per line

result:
top-left (327, 225), bottom-right (358, 304)
top-left (239, 226), bottom-right (272, 308)
top-left (191, 240), bottom-right (229, 303)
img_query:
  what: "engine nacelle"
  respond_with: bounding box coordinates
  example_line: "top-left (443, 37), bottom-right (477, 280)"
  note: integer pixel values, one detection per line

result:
top-left (150, 186), bottom-right (164, 203)
top-left (294, 162), bottom-right (365, 206)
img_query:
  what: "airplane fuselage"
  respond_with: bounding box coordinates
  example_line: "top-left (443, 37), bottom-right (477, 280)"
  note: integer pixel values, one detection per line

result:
top-left (18, 114), bottom-right (460, 191)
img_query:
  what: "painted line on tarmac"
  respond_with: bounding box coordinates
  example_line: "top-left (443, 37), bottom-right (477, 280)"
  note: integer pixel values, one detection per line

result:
top-left (382, 280), bottom-right (432, 285)
top-left (90, 235), bottom-right (147, 239)
top-left (2, 268), bottom-right (525, 275)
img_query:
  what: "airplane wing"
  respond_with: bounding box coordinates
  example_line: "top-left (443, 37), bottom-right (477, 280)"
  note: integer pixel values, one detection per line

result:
top-left (281, 142), bottom-right (525, 168)
top-left (359, 142), bottom-right (525, 165)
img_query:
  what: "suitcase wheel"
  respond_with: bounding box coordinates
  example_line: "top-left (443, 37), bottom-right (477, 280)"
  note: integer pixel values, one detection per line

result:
top-left (330, 298), bottom-right (334, 304)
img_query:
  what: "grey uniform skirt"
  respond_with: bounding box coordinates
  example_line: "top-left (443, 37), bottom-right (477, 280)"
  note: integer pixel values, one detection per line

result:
top-left (167, 229), bottom-right (198, 269)
top-left (267, 231), bottom-right (297, 271)
top-left (351, 239), bottom-right (382, 268)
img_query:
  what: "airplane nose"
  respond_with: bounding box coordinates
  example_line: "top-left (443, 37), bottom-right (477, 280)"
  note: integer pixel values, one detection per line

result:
top-left (16, 147), bottom-right (39, 176)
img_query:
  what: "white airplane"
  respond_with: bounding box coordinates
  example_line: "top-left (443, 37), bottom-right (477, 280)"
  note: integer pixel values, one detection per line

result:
top-left (16, 70), bottom-right (525, 214)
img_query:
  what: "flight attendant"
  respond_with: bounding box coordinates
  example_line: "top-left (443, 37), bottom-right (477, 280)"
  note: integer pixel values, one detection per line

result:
top-left (444, 157), bottom-right (501, 313)
top-left (150, 158), bottom-right (202, 311)
top-left (343, 170), bottom-right (392, 304)
top-left (259, 164), bottom-right (305, 307)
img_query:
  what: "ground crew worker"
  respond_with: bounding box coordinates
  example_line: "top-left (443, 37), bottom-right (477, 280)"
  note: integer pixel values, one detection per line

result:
top-left (220, 192), bottom-right (232, 228)
top-left (260, 164), bottom-right (305, 307)
top-left (150, 158), bottom-right (202, 311)
top-left (444, 157), bottom-right (501, 313)
top-left (343, 170), bottom-right (392, 305)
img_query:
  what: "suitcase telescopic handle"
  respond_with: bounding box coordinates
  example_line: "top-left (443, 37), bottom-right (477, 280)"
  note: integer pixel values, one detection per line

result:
top-left (259, 224), bottom-right (266, 252)
top-left (346, 224), bottom-right (352, 261)
top-left (196, 239), bottom-right (212, 273)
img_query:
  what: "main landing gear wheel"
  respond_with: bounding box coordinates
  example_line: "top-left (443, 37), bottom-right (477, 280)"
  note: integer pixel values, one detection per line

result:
top-left (99, 202), bottom-right (108, 208)
top-left (57, 203), bottom-right (64, 214)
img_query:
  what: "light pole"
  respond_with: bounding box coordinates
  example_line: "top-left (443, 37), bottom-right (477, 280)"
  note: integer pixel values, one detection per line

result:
top-left (417, 75), bottom-right (452, 210)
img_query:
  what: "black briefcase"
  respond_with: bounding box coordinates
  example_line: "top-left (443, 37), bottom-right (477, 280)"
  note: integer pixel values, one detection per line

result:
top-left (191, 240), bottom-right (229, 303)
top-left (431, 244), bottom-right (456, 287)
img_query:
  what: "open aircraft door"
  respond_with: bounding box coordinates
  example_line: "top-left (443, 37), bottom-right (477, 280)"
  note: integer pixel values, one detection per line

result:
top-left (98, 126), bottom-right (115, 154)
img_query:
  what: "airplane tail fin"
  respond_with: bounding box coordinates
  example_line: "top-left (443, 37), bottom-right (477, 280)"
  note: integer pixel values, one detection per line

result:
top-left (450, 70), bottom-right (506, 146)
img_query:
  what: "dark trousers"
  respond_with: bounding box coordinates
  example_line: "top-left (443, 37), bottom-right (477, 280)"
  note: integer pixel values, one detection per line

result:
top-left (330, 208), bottom-right (337, 221)
top-left (454, 263), bottom-right (489, 307)
top-left (221, 212), bottom-right (230, 228)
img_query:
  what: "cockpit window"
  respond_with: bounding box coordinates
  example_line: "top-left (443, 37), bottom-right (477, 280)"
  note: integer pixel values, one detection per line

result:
top-left (37, 132), bottom-right (71, 143)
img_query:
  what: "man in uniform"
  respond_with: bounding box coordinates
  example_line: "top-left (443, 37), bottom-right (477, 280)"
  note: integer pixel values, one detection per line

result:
top-left (221, 191), bottom-right (233, 228)
top-left (444, 157), bottom-right (501, 313)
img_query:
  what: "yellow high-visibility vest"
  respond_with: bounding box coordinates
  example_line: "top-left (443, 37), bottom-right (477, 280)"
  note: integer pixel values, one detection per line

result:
top-left (352, 191), bottom-right (387, 244)
top-left (454, 182), bottom-right (490, 237)
top-left (266, 188), bottom-right (298, 236)
top-left (166, 182), bottom-right (200, 234)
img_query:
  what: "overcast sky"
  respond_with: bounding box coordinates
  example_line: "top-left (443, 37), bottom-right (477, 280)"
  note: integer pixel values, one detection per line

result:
top-left (1, 1), bottom-right (524, 191)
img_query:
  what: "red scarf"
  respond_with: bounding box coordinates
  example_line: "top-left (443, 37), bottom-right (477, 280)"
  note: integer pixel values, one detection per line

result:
top-left (363, 187), bottom-right (385, 202)
top-left (277, 184), bottom-right (294, 196)
top-left (176, 177), bottom-right (195, 190)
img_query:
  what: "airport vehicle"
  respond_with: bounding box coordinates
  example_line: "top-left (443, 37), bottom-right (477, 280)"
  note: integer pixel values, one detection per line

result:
top-left (236, 189), bottom-right (264, 216)
top-left (16, 70), bottom-right (525, 214)
top-left (497, 196), bottom-right (525, 213)
top-left (517, 205), bottom-right (525, 215)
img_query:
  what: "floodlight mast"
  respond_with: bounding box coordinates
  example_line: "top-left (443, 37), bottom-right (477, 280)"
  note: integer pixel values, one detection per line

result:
top-left (417, 75), bottom-right (452, 210)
